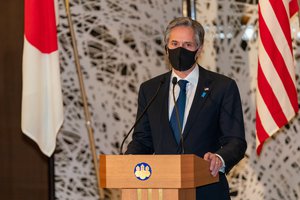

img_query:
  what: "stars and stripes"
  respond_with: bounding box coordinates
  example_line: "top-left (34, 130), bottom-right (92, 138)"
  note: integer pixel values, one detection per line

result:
top-left (256, 0), bottom-right (299, 155)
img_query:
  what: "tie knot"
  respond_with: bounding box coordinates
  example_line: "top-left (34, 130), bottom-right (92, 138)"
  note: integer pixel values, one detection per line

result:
top-left (178, 80), bottom-right (188, 91)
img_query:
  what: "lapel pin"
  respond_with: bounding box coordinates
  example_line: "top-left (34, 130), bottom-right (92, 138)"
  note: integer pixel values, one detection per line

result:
top-left (201, 87), bottom-right (209, 98)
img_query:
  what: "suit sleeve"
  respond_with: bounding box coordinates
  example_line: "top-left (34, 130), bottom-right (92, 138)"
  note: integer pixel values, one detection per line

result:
top-left (125, 83), bottom-right (154, 154)
top-left (215, 80), bottom-right (247, 173)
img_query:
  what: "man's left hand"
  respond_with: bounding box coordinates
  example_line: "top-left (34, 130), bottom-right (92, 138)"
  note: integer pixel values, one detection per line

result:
top-left (203, 152), bottom-right (222, 177)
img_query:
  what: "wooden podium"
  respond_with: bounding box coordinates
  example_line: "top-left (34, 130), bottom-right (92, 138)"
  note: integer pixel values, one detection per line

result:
top-left (99, 154), bottom-right (218, 200)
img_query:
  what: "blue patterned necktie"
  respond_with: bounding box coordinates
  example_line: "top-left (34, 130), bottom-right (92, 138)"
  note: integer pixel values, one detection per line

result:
top-left (170, 80), bottom-right (188, 143)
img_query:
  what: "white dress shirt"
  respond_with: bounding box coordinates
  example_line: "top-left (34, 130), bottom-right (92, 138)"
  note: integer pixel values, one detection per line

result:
top-left (168, 66), bottom-right (199, 131)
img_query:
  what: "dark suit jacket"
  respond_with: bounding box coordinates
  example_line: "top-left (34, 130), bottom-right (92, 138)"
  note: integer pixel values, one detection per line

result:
top-left (126, 65), bottom-right (247, 199)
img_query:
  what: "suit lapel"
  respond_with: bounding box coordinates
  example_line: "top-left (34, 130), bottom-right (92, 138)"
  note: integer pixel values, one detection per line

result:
top-left (183, 66), bottom-right (213, 138)
top-left (156, 72), bottom-right (175, 138)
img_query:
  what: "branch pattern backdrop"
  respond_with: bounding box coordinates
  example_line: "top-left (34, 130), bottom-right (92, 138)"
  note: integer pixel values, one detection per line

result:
top-left (55, 0), bottom-right (181, 199)
top-left (55, 0), bottom-right (300, 199)
top-left (197, 0), bottom-right (300, 199)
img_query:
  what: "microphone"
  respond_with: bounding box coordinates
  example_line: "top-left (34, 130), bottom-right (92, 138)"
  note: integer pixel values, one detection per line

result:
top-left (171, 77), bottom-right (185, 154)
top-left (119, 77), bottom-right (165, 155)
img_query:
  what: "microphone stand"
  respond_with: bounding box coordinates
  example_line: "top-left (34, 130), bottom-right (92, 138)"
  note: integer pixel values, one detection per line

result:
top-left (119, 78), bottom-right (165, 155)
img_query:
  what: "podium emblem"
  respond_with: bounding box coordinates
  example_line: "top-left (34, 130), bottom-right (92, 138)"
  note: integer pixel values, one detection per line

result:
top-left (134, 162), bottom-right (152, 181)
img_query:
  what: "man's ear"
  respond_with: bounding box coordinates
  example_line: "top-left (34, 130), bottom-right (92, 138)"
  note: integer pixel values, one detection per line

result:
top-left (195, 46), bottom-right (202, 58)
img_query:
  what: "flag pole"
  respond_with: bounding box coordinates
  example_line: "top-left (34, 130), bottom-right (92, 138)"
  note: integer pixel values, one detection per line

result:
top-left (182, 0), bottom-right (196, 19)
top-left (63, 1), bottom-right (104, 199)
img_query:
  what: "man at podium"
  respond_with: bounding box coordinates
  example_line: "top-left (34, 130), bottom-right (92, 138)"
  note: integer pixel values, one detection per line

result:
top-left (126, 17), bottom-right (247, 200)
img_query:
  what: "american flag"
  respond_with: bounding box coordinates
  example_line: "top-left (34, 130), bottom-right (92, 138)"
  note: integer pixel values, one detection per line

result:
top-left (256, 0), bottom-right (299, 155)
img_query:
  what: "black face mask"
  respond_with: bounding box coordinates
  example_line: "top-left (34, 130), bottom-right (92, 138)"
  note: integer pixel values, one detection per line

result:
top-left (168, 47), bottom-right (198, 71)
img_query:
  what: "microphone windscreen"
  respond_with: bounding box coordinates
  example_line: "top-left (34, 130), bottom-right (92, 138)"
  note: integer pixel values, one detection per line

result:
top-left (172, 77), bottom-right (177, 85)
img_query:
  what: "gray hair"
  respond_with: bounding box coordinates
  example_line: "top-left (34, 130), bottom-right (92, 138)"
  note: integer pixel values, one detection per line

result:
top-left (164, 17), bottom-right (205, 48)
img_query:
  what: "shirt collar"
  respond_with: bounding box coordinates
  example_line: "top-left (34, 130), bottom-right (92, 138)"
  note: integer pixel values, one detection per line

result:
top-left (171, 66), bottom-right (199, 87)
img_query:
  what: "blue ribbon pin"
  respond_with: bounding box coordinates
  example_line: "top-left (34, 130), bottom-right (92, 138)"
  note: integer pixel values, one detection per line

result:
top-left (201, 87), bottom-right (209, 98)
